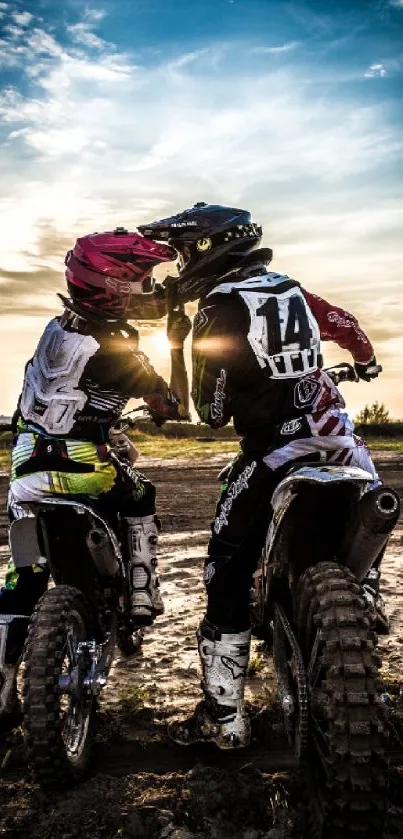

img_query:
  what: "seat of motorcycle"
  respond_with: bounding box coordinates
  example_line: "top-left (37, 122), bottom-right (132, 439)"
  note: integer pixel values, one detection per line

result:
top-left (20, 494), bottom-right (110, 521)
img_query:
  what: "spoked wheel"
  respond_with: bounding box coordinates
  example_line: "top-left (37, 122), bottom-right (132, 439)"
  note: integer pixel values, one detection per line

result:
top-left (21, 585), bottom-right (96, 790)
top-left (295, 561), bottom-right (388, 839)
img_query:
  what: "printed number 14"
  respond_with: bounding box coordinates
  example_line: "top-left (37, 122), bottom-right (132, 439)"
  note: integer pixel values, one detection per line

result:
top-left (256, 295), bottom-right (312, 354)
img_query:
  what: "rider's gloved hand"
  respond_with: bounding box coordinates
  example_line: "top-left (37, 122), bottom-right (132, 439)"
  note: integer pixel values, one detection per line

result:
top-left (354, 357), bottom-right (381, 382)
top-left (108, 429), bottom-right (140, 465)
top-left (144, 390), bottom-right (181, 426)
top-left (167, 309), bottom-right (192, 349)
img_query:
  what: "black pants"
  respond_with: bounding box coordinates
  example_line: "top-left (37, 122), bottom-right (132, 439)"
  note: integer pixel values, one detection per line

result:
top-left (204, 453), bottom-right (274, 632)
top-left (204, 450), bottom-right (320, 632)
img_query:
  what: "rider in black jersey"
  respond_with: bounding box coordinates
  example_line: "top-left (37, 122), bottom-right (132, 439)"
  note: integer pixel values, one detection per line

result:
top-left (140, 203), bottom-right (383, 749)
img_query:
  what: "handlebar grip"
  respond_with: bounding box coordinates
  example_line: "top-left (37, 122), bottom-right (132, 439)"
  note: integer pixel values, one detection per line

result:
top-left (324, 363), bottom-right (358, 384)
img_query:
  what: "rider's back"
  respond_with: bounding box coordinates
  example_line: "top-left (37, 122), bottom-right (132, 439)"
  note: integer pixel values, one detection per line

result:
top-left (192, 271), bottom-right (343, 437)
top-left (18, 309), bottom-right (164, 444)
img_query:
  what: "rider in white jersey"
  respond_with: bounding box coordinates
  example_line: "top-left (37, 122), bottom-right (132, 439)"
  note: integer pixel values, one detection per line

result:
top-left (1, 228), bottom-right (182, 692)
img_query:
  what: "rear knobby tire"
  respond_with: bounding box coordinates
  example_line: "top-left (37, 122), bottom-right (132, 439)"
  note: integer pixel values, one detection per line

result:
top-left (21, 585), bottom-right (96, 791)
top-left (295, 561), bottom-right (387, 839)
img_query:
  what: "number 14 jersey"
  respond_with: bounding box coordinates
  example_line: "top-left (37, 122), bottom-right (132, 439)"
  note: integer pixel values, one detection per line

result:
top-left (192, 272), bottom-right (374, 434)
top-left (238, 277), bottom-right (320, 379)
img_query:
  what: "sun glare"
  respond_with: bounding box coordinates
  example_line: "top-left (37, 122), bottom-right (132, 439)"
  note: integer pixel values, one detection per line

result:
top-left (150, 329), bottom-right (171, 357)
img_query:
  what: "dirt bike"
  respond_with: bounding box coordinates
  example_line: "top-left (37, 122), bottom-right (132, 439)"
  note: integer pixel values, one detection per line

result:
top-left (0, 410), bottom-right (150, 790)
top-left (243, 364), bottom-right (400, 839)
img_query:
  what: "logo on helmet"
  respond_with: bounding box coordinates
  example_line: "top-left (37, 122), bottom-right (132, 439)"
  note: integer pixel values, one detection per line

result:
top-left (106, 277), bottom-right (131, 293)
top-left (196, 238), bottom-right (212, 252)
top-left (170, 221), bottom-right (198, 227)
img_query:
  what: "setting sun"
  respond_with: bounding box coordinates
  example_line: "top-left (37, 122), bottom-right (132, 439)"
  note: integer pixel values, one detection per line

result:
top-left (150, 329), bottom-right (171, 357)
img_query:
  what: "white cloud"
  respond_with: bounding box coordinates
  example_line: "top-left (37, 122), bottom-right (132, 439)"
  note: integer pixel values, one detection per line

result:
top-left (26, 28), bottom-right (64, 58)
top-left (252, 41), bottom-right (299, 54)
top-left (66, 22), bottom-right (108, 50)
top-left (13, 11), bottom-right (33, 26)
top-left (83, 7), bottom-right (107, 22)
top-left (0, 9), bottom-right (401, 416)
top-left (0, 11), bottom-right (401, 323)
top-left (0, 40), bottom-right (26, 69)
top-left (10, 125), bottom-right (91, 155)
top-left (364, 63), bottom-right (388, 77)
top-left (389, 0), bottom-right (403, 8)
top-left (169, 48), bottom-right (217, 69)
top-left (5, 24), bottom-right (24, 38)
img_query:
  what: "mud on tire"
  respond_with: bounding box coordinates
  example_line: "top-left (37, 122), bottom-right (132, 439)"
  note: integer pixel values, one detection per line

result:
top-left (295, 561), bottom-right (388, 839)
top-left (21, 585), bottom-right (95, 791)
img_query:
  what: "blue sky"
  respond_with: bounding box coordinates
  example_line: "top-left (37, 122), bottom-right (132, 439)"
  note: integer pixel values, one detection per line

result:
top-left (0, 0), bottom-right (402, 416)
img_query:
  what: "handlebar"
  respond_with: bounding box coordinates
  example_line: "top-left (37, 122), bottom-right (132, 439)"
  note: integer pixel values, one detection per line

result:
top-left (112, 405), bottom-right (151, 433)
top-left (324, 363), bottom-right (382, 386)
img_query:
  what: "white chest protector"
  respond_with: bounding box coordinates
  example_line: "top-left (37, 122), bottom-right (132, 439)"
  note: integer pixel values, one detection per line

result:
top-left (20, 318), bottom-right (100, 434)
top-left (209, 273), bottom-right (320, 379)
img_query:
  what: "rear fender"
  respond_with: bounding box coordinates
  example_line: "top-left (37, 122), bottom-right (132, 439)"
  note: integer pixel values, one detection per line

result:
top-left (271, 465), bottom-right (373, 516)
top-left (265, 465), bottom-right (373, 585)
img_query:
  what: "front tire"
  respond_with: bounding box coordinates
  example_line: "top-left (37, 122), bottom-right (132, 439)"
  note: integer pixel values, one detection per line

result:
top-left (295, 561), bottom-right (387, 839)
top-left (21, 585), bottom-right (96, 791)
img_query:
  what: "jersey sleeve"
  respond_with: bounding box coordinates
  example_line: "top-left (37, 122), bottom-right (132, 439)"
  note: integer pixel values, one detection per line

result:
top-left (87, 335), bottom-right (169, 400)
top-left (191, 298), bottom-right (239, 428)
top-left (124, 350), bottom-right (169, 397)
top-left (302, 289), bottom-right (374, 364)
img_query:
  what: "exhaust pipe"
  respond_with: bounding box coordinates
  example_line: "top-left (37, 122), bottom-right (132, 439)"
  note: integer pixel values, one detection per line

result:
top-left (340, 485), bottom-right (400, 581)
top-left (86, 528), bottom-right (119, 576)
top-left (375, 489), bottom-right (400, 518)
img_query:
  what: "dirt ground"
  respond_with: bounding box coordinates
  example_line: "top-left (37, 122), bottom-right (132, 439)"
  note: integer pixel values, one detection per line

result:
top-left (0, 451), bottom-right (403, 839)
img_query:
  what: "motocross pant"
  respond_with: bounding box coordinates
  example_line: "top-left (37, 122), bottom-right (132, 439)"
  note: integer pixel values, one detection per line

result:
top-left (0, 435), bottom-right (157, 662)
top-left (203, 410), bottom-right (378, 633)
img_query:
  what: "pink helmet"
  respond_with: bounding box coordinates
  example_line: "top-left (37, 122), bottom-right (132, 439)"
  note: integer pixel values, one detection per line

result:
top-left (65, 227), bottom-right (176, 318)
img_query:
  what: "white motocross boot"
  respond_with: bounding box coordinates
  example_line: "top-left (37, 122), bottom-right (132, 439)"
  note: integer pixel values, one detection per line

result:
top-left (170, 619), bottom-right (251, 749)
top-left (125, 516), bottom-right (164, 626)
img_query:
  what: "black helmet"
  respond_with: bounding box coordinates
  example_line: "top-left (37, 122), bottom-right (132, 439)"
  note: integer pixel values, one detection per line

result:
top-left (138, 202), bottom-right (263, 302)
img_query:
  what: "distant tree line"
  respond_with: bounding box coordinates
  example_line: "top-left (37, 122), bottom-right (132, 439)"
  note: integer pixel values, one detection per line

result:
top-left (354, 402), bottom-right (403, 439)
top-left (354, 402), bottom-right (392, 425)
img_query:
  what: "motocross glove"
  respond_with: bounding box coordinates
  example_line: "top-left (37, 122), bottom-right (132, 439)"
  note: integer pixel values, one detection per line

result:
top-left (108, 429), bottom-right (140, 465)
top-left (167, 309), bottom-right (192, 349)
top-left (354, 357), bottom-right (381, 382)
top-left (144, 390), bottom-right (181, 426)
